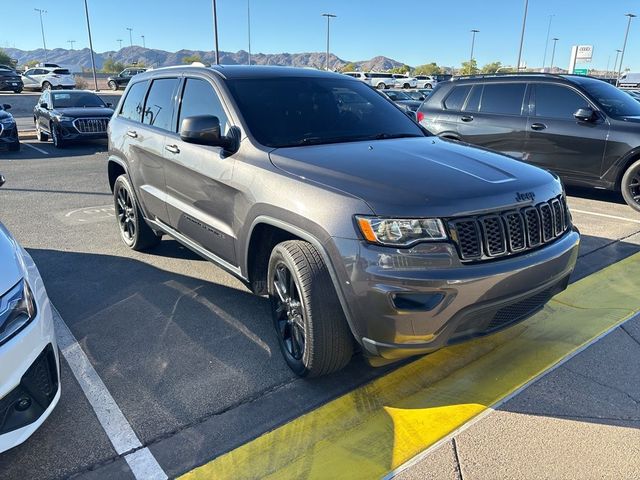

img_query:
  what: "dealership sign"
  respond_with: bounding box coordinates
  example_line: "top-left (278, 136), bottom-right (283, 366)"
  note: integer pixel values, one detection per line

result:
top-left (576, 45), bottom-right (593, 62)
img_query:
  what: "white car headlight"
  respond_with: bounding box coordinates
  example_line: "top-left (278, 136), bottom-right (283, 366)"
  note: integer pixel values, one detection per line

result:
top-left (356, 216), bottom-right (448, 247)
top-left (0, 279), bottom-right (37, 346)
top-left (56, 116), bottom-right (74, 122)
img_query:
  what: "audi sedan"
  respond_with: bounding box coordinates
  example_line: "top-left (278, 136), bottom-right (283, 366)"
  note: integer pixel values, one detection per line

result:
top-left (33, 90), bottom-right (114, 148)
top-left (0, 174), bottom-right (61, 453)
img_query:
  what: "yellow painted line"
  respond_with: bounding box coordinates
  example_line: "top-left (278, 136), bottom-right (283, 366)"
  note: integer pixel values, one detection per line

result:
top-left (181, 253), bottom-right (640, 480)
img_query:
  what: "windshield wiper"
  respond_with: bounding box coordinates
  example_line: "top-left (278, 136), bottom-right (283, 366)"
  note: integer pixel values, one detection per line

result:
top-left (367, 132), bottom-right (424, 140)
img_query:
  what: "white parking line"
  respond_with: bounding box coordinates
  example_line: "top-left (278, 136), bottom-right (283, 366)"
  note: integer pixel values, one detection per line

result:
top-left (22, 143), bottom-right (49, 155)
top-left (570, 208), bottom-right (640, 224)
top-left (52, 306), bottom-right (168, 480)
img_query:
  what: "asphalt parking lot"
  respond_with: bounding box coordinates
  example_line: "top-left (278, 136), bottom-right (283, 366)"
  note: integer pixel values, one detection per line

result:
top-left (1, 138), bottom-right (640, 479)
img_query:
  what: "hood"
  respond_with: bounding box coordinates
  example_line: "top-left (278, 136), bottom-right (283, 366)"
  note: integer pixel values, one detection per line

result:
top-left (619, 116), bottom-right (640, 123)
top-left (0, 71), bottom-right (20, 79)
top-left (269, 137), bottom-right (562, 217)
top-left (53, 107), bottom-right (114, 117)
top-left (0, 223), bottom-right (23, 295)
top-left (0, 110), bottom-right (13, 121)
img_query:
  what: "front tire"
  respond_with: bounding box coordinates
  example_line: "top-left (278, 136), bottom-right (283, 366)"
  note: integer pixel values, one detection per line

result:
top-left (13, 89), bottom-right (22, 94)
top-left (268, 240), bottom-right (353, 377)
top-left (51, 125), bottom-right (64, 148)
top-left (403, 83), bottom-right (410, 89)
top-left (621, 159), bottom-right (640, 212)
top-left (42, 81), bottom-right (52, 91)
top-left (108, 80), bottom-right (118, 91)
top-left (426, 83), bottom-right (432, 89)
top-left (113, 175), bottom-right (161, 250)
top-left (36, 123), bottom-right (48, 142)
top-left (377, 82), bottom-right (386, 90)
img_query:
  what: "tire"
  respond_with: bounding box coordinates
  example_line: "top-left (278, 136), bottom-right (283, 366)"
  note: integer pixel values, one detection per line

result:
top-left (108, 80), bottom-right (118, 91)
top-left (113, 175), bottom-right (162, 250)
top-left (268, 240), bottom-right (353, 377)
top-left (13, 89), bottom-right (22, 94)
top-left (8, 141), bottom-right (20, 152)
top-left (51, 124), bottom-right (65, 148)
top-left (620, 159), bottom-right (640, 212)
top-left (426, 83), bottom-right (432, 89)
top-left (35, 123), bottom-right (48, 142)
top-left (41, 81), bottom-right (52, 91)
top-left (377, 82), bottom-right (386, 90)
top-left (403, 83), bottom-right (410, 89)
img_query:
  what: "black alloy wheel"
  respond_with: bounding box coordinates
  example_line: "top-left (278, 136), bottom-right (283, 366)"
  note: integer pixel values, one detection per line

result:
top-left (116, 183), bottom-right (136, 245)
top-left (622, 159), bottom-right (640, 212)
top-left (113, 175), bottom-right (161, 250)
top-left (272, 262), bottom-right (306, 362)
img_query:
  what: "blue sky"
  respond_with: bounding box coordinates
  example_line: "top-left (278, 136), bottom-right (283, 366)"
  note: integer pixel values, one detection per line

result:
top-left (1, 0), bottom-right (639, 71)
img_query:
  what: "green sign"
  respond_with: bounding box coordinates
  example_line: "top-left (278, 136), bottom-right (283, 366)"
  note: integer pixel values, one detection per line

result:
top-left (573, 68), bottom-right (588, 75)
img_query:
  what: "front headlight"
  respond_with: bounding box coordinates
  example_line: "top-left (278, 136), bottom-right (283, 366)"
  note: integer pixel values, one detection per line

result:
top-left (356, 216), bottom-right (448, 247)
top-left (55, 116), bottom-right (74, 122)
top-left (0, 279), bottom-right (37, 346)
top-left (0, 117), bottom-right (15, 125)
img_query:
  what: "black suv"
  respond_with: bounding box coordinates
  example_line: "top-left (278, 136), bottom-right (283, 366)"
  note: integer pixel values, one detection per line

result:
top-left (418, 74), bottom-right (640, 211)
top-left (0, 65), bottom-right (23, 93)
top-left (107, 66), bottom-right (579, 377)
top-left (107, 67), bottom-right (147, 91)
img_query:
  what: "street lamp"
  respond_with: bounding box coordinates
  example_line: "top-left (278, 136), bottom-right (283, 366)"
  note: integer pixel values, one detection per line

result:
top-left (117, 39), bottom-right (123, 50)
top-left (541, 14), bottom-right (554, 69)
top-left (34, 8), bottom-right (48, 62)
top-left (83, 0), bottom-right (99, 91)
top-left (469, 29), bottom-right (479, 74)
top-left (141, 35), bottom-right (146, 49)
top-left (212, 0), bottom-right (220, 64)
top-left (67, 40), bottom-right (75, 50)
top-left (613, 49), bottom-right (622, 80)
top-left (126, 27), bottom-right (133, 47)
top-left (516, 0), bottom-right (529, 71)
top-left (550, 37), bottom-right (559, 71)
top-left (247, 0), bottom-right (252, 65)
top-left (322, 13), bottom-right (337, 71)
top-left (617, 13), bottom-right (636, 86)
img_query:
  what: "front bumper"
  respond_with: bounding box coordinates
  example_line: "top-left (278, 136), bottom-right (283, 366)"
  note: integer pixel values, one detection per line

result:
top-left (331, 228), bottom-right (580, 360)
top-left (0, 79), bottom-right (23, 91)
top-left (0, 123), bottom-right (19, 144)
top-left (0, 250), bottom-right (60, 454)
top-left (57, 120), bottom-right (108, 141)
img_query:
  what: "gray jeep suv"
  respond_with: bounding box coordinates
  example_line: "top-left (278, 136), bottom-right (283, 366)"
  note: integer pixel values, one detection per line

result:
top-left (107, 66), bottom-right (580, 377)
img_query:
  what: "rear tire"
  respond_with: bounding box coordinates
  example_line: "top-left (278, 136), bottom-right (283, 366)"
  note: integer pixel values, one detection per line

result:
top-left (621, 159), bottom-right (640, 213)
top-left (377, 82), bottom-right (386, 90)
top-left (13, 89), bottom-right (22, 94)
top-left (268, 240), bottom-right (353, 377)
top-left (108, 80), bottom-right (118, 91)
top-left (113, 175), bottom-right (161, 251)
top-left (426, 83), bottom-right (432, 89)
top-left (403, 83), bottom-right (410, 89)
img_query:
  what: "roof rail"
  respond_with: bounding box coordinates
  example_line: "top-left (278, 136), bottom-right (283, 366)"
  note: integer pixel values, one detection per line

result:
top-left (452, 72), bottom-right (566, 80)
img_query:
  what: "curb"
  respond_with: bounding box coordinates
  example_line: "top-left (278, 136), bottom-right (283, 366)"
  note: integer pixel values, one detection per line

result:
top-left (18, 131), bottom-right (37, 140)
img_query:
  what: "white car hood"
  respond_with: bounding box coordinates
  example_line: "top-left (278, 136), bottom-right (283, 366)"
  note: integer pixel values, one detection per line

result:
top-left (0, 223), bottom-right (23, 295)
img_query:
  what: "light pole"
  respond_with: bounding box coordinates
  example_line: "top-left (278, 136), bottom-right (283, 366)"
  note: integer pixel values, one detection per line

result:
top-left (247, 0), bottom-right (252, 65)
top-left (141, 35), bottom-right (146, 49)
top-left (34, 8), bottom-right (48, 62)
top-left (83, 0), bottom-right (99, 92)
top-left (117, 39), bottom-right (123, 50)
top-left (469, 29), bottom-right (479, 74)
top-left (67, 40), bottom-right (75, 50)
top-left (322, 13), bottom-right (337, 71)
top-left (550, 37), bottom-right (559, 71)
top-left (617, 13), bottom-right (636, 86)
top-left (613, 49), bottom-right (622, 80)
top-left (212, 0), bottom-right (220, 64)
top-left (126, 27), bottom-right (133, 47)
top-left (541, 14), bottom-right (554, 69)
top-left (516, 0), bottom-right (529, 71)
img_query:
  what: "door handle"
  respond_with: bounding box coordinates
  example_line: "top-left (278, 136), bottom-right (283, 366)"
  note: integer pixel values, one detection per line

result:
top-left (126, 130), bottom-right (138, 138)
top-left (165, 144), bottom-right (180, 154)
top-left (531, 123), bottom-right (547, 131)
top-left (461, 115), bottom-right (474, 122)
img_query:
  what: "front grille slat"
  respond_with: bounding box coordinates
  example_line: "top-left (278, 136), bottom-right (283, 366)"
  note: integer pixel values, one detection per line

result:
top-left (73, 118), bottom-right (109, 134)
top-left (449, 195), bottom-right (571, 263)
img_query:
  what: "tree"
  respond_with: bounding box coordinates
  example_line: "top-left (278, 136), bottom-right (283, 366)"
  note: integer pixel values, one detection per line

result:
top-left (25, 60), bottom-right (40, 68)
top-left (389, 65), bottom-right (410, 74)
top-left (340, 62), bottom-right (357, 72)
top-left (102, 57), bottom-right (125, 73)
top-left (0, 49), bottom-right (16, 67)
top-left (182, 54), bottom-right (202, 64)
top-left (460, 59), bottom-right (479, 75)
top-left (481, 62), bottom-right (505, 74)
top-left (413, 63), bottom-right (441, 76)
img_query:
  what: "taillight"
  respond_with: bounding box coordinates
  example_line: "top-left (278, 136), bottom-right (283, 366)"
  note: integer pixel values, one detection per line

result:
top-left (416, 111), bottom-right (425, 122)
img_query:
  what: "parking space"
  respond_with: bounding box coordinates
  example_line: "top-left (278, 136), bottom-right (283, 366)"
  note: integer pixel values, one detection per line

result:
top-left (1, 143), bottom-right (640, 479)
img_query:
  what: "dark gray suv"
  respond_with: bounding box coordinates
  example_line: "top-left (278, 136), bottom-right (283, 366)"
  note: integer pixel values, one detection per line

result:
top-left (418, 73), bottom-right (640, 211)
top-left (107, 66), bottom-right (579, 377)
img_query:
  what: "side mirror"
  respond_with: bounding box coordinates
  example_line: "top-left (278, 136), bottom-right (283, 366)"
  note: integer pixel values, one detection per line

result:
top-left (0, 174), bottom-right (5, 188)
top-left (39, 102), bottom-right (48, 109)
top-left (574, 107), bottom-right (595, 122)
top-left (180, 115), bottom-right (234, 150)
top-left (419, 96), bottom-right (425, 101)
top-left (2, 104), bottom-right (10, 110)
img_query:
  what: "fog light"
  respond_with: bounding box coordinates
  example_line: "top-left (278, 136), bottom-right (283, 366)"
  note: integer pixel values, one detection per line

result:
top-left (392, 292), bottom-right (445, 311)
top-left (15, 397), bottom-right (31, 412)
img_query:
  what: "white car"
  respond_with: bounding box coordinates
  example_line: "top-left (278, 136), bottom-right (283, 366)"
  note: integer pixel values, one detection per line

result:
top-left (392, 74), bottom-right (418, 89)
top-left (21, 67), bottom-right (76, 92)
top-left (415, 75), bottom-right (438, 89)
top-left (0, 174), bottom-right (60, 454)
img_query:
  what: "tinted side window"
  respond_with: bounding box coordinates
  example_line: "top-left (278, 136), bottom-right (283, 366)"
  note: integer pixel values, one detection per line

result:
top-left (178, 78), bottom-right (229, 134)
top-left (480, 83), bottom-right (526, 115)
top-left (143, 78), bottom-right (179, 131)
top-left (444, 85), bottom-right (471, 110)
top-left (464, 85), bottom-right (483, 112)
top-left (119, 80), bottom-right (149, 122)
top-left (534, 84), bottom-right (589, 119)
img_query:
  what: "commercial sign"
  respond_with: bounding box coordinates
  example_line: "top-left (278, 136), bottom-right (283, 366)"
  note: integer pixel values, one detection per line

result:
top-left (573, 68), bottom-right (588, 75)
top-left (576, 45), bottom-right (593, 62)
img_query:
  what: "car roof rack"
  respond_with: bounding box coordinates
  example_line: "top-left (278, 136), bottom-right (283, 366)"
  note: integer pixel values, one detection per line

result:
top-left (451, 72), bottom-right (604, 81)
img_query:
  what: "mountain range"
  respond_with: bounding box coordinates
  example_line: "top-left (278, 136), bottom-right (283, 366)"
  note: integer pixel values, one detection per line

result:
top-left (2, 46), bottom-right (407, 72)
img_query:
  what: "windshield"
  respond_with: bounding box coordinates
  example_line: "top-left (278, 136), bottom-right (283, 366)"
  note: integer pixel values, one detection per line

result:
top-left (579, 80), bottom-right (640, 117)
top-left (51, 92), bottom-right (106, 108)
top-left (385, 90), bottom-right (412, 101)
top-left (226, 77), bottom-right (425, 148)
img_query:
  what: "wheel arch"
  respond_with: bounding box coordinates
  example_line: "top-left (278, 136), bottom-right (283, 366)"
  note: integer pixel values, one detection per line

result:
top-left (107, 156), bottom-right (129, 193)
top-left (611, 147), bottom-right (640, 190)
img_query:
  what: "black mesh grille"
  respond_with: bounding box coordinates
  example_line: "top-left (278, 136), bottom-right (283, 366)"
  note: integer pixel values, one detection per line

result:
top-left (449, 195), bottom-right (570, 263)
top-left (486, 287), bottom-right (555, 331)
top-left (73, 118), bottom-right (109, 133)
